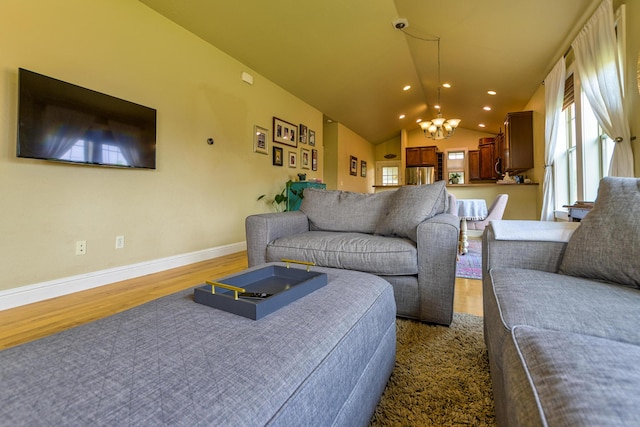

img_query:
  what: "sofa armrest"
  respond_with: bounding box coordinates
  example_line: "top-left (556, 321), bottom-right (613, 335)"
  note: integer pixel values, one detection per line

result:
top-left (416, 213), bottom-right (460, 325)
top-left (245, 211), bottom-right (310, 266)
top-left (482, 220), bottom-right (580, 275)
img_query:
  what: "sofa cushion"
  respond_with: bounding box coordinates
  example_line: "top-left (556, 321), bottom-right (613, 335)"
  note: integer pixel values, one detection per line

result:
top-left (559, 177), bottom-right (640, 288)
top-left (504, 325), bottom-right (640, 426)
top-left (485, 267), bottom-right (640, 373)
top-left (375, 181), bottom-right (447, 241)
top-left (266, 231), bottom-right (418, 275)
top-left (300, 189), bottom-right (395, 234)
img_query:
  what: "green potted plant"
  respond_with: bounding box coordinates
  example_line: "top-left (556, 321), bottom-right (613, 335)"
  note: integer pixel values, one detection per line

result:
top-left (449, 173), bottom-right (462, 184)
top-left (258, 180), bottom-right (304, 212)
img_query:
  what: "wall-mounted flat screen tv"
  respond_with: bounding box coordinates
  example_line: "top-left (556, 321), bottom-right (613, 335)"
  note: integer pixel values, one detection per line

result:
top-left (17, 68), bottom-right (156, 169)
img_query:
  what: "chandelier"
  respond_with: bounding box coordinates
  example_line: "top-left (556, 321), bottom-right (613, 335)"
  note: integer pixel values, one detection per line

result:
top-left (419, 38), bottom-right (460, 139)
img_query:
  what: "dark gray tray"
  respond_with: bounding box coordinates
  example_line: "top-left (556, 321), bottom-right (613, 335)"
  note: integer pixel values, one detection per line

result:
top-left (193, 264), bottom-right (327, 320)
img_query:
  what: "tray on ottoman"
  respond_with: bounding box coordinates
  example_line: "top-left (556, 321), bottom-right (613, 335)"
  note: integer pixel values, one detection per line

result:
top-left (194, 262), bottom-right (327, 319)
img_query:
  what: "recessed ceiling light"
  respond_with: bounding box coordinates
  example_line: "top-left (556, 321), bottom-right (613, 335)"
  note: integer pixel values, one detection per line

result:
top-left (442, 83), bottom-right (451, 88)
top-left (399, 114), bottom-right (406, 119)
top-left (403, 85), bottom-right (411, 91)
top-left (478, 123), bottom-right (486, 128)
top-left (416, 118), bottom-right (423, 123)
top-left (434, 104), bottom-right (440, 109)
top-left (483, 106), bottom-right (492, 111)
top-left (487, 90), bottom-right (497, 95)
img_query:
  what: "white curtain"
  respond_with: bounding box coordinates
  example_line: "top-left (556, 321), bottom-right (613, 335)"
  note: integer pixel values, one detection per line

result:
top-left (572, 0), bottom-right (634, 177)
top-left (541, 57), bottom-right (566, 221)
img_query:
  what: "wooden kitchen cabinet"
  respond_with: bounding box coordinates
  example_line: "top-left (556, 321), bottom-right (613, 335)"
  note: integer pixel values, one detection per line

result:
top-left (469, 138), bottom-right (497, 181)
top-left (406, 146), bottom-right (438, 167)
top-left (479, 142), bottom-right (496, 179)
top-left (469, 150), bottom-right (480, 180)
top-left (503, 111), bottom-right (533, 172)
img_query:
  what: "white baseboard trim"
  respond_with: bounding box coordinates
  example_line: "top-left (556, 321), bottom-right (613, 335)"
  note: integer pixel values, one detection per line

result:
top-left (0, 241), bottom-right (247, 312)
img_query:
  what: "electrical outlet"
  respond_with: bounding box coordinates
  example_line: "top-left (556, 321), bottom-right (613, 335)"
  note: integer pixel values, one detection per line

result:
top-left (75, 240), bottom-right (87, 255)
top-left (115, 235), bottom-right (125, 249)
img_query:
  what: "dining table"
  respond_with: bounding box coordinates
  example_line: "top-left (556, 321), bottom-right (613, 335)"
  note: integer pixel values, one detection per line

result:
top-left (456, 198), bottom-right (488, 255)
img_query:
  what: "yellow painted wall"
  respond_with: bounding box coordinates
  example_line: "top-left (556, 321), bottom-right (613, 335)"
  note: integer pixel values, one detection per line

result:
top-left (375, 136), bottom-right (401, 161)
top-left (322, 121), bottom-right (339, 190)
top-left (405, 126), bottom-right (496, 152)
top-left (0, 0), bottom-right (323, 292)
top-left (446, 184), bottom-right (540, 220)
top-left (324, 122), bottom-right (376, 193)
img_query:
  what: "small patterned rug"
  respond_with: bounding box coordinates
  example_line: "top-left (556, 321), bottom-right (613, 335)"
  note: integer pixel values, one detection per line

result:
top-left (456, 239), bottom-right (482, 280)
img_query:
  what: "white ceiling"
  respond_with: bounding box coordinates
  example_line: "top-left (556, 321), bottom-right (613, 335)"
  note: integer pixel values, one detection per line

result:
top-left (139, 0), bottom-right (602, 144)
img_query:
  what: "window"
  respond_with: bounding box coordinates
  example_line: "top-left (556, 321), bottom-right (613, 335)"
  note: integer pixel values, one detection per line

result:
top-left (445, 150), bottom-right (466, 184)
top-left (554, 5), bottom-right (623, 218)
top-left (375, 161), bottom-right (400, 186)
top-left (554, 73), bottom-right (614, 218)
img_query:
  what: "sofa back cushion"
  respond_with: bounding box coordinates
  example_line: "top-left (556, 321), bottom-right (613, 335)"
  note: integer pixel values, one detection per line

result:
top-left (300, 188), bottom-right (395, 234)
top-left (374, 181), bottom-right (448, 241)
top-left (559, 177), bottom-right (640, 288)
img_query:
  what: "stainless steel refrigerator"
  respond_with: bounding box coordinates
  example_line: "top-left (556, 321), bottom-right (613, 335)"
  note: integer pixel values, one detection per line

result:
top-left (405, 166), bottom-right (435, 185)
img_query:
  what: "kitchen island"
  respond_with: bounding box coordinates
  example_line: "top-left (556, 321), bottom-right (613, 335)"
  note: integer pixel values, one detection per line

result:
top-left (373, 182), bottom-right (539, 220)
top-left (446, 183), bottom-right (539, 220)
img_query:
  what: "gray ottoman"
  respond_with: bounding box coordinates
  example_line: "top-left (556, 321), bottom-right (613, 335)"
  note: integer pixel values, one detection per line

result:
top-left (0, 263), bottom-right (396, 426)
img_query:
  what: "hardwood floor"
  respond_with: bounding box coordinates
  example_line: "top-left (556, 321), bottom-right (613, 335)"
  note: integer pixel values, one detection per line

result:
top-left (0, 251), bottom-right (483, 350)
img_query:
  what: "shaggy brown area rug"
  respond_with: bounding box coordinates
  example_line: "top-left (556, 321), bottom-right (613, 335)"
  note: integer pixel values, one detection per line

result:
top-left (370, 313), bottom-right (496, 426)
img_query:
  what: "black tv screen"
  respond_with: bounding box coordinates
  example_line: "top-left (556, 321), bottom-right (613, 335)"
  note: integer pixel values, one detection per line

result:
top-left (17, 68), bottom-right (156, 169)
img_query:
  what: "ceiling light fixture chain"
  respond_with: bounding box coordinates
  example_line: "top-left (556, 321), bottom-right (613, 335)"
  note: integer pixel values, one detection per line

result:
top-left (418, 36), bottom-right (461, 140)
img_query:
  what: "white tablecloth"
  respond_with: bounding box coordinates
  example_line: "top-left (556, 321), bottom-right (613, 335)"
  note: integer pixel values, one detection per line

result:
top-left (457, 199), bottom-right (488, 221)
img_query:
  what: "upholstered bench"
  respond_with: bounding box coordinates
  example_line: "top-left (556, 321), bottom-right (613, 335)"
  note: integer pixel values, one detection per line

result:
top-left (0, 263), bottom-right (396, 426)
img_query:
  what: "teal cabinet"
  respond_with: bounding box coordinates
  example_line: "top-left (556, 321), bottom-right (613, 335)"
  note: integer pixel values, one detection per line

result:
top-left (287, 181), bottom-right (326, 211)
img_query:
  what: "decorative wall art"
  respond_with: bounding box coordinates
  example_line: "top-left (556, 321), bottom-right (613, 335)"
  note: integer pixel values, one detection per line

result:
top-left (350, 156), bottom-right (358, 176)
top-left (288, 151), bottom-right (297, 168)
top-left (273, 117), bottom-right (297, 147)
top-left (308, 129), bottom-right (316, 146)
top-left (361, 160), bottom-right (367, 177)
top-left (312, 149), bottom-right (318, 171)
top-left (273, 146), bottom-right (283, 166)
top-left (299, 124), bottom-right (308, 144)
top-left (253, 125), bottom-right (268, 155)
top-left (301, 148), bottom-right (310, 170)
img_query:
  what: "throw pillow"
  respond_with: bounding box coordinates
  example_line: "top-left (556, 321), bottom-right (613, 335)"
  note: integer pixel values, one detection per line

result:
top-left (300, 189), bottom-right (395, 234)
top-left (374, 181), bottom-right (448, 241)
top-left (559, 177), bottom-right (640, 288)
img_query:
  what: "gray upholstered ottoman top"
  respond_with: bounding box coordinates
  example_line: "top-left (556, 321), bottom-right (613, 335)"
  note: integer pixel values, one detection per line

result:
top-left (0, 264), bottom-right (396, 426)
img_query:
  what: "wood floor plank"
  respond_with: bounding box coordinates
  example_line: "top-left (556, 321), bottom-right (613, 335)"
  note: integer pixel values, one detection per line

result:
top-left (0, 251), bottom-right (482, 350)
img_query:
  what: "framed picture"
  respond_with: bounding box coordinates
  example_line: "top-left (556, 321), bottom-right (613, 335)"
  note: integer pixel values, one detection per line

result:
top-left (288, 151), bottom-right (297, 168)
top-left (350, 155), bottom-right (358, 176)
top-left (253, 125), bottom-right (268, 155)
top-left (273, 117), bottom-right (298, 147)
top-left (299, 124), bottom-right (308, 144)
top-left (273, 146), bottom-right (283, 166)
top-left (361, 160), bottom-right (367, 177)
top-left (301, 147), bottom-right (310, 169)
top-left (311, 149), bottom-right (318, 171)
top-left (308, 129), bottom-right (316, 146)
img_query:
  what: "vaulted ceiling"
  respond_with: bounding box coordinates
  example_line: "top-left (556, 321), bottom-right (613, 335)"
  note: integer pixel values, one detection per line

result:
top-left (139, 0), bottom-right (602, 144)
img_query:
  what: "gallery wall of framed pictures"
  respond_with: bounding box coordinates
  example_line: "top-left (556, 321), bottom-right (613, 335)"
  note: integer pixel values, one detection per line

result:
top-left (253, 117), bottom-right (320, 175)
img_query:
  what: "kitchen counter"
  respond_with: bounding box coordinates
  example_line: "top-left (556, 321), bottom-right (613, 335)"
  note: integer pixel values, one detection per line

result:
top-left (372, 182), bottom-right (540, 220)
top-left (446, 183), bottom-right (539, 220)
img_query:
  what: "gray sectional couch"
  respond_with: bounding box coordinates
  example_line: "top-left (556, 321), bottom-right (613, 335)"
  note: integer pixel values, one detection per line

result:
top-left (246, 181), bottom-right (460, 325)
top-left (483, 177), bottom-right (640, 426)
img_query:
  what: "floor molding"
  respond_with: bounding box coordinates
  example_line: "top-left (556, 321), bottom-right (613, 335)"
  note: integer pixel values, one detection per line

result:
top-left (0, 242), bottom-right (246, 311)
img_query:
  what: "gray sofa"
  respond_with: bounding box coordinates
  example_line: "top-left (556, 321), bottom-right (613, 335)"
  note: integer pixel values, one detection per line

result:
top-left (483, 177), bottom-right (640, 426)
top-left (246, 181), bottom-right (460, 325)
